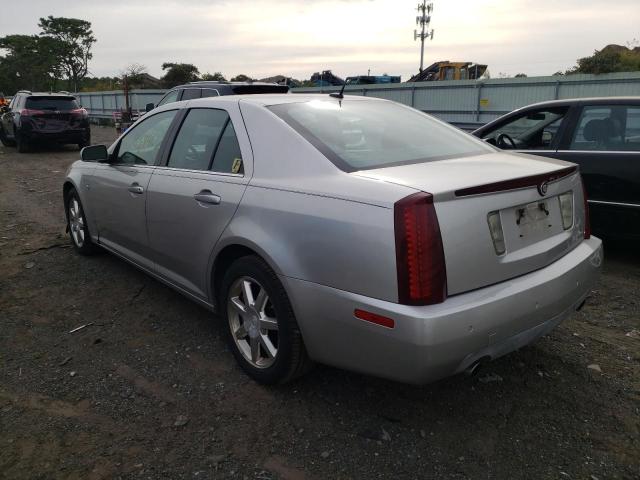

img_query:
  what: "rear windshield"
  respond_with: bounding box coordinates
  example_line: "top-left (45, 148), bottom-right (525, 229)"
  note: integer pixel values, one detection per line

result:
top-left (268, 100), bottom-right (492, 172)
top-left (26, 97), bottom-right (79, 111)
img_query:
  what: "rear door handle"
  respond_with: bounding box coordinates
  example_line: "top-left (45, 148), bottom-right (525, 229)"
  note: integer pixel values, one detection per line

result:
top-left (128, 183), bottom-right (144, 194)
top-left (194, 190), bottom-right (221, 205)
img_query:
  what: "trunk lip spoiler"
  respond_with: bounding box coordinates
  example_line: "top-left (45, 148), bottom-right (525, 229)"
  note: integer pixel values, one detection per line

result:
top-left (454, 166), bottom-right (578, 197)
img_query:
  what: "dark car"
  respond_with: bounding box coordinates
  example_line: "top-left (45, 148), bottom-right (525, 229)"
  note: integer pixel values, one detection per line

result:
top-left (473, 97), bottom-right (640, 240)
top-left (145, 81), bottom-right (290, 112)
top-left (0, 91), bottom-right (90, 153)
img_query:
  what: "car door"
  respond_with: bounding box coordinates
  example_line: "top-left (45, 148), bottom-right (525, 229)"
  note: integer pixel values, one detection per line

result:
top-left (555, 103), bottom-right (640, 238)
top-left (476, 105), bottom-right (572, 161)
top-left (146, 105), bottom-right (251, 300)
top-left (87, 109), bottom-right (178, 269)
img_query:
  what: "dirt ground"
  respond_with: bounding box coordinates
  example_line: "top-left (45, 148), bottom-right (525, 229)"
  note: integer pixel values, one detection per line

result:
top-left (0, 126), bottom-right (638, 480)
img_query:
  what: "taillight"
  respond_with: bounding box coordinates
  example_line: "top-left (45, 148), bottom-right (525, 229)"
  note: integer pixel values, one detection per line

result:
top-left (581, 176), bottom-right (591, 239)
top-left (20, 109), bottom-right (45, 116)
top-left (71, 108), bottom-right (88, 118)
top-left (394, 192), bottom-right (447, 305)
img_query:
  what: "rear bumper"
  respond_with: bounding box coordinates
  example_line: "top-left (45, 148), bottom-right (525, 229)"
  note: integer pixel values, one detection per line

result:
top-left (281, 237), bottom-right (603, 384)
top-left (20, 128), bottom-right (89, 143)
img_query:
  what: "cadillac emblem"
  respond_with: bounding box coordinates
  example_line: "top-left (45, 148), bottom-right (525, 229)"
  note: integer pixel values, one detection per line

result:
top-left (537, 181), bottom-right (549, 196)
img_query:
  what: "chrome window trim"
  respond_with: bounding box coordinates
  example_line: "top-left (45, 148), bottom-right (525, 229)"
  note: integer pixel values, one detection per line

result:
top-left (153, 165), bottom-right (244, 178)
top-left (588, 199), bottom-right (640, 209)
top-left (557, 150), bottom-right (639, 154)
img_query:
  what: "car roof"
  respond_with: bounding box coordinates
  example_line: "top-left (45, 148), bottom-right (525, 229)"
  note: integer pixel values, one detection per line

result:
top-left (20, 92), bottom-right (76, 98)
top-left (514, 96), bottom-right (640, 109)
top-left (237, 93), bottom-right (381, 106)
top-left (182, 81), bottom-right (285, 87)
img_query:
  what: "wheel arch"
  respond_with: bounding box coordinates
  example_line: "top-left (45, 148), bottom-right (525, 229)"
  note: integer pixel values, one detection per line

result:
top-left (209, 239), bottom-right (283, 312)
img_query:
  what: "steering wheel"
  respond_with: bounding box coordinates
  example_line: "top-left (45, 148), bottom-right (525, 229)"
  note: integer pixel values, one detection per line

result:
top-left (497, 133), bottom-right (517, 149)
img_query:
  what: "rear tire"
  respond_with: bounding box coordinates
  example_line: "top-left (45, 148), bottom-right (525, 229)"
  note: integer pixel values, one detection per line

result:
top-left (65, 189), bottom-right (99, 255)
top-left (219, 255), bottom-right (312, 384)
top-left (16, 134), bottom-right (29, 153)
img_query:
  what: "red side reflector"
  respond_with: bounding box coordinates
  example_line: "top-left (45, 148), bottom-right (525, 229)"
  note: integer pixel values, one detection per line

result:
top-left (455, 166), bottom-right (577, 197)
top-left (581, 175), bottom-right (591, 239)
top-left (354, 309), bottom-right (395, 329)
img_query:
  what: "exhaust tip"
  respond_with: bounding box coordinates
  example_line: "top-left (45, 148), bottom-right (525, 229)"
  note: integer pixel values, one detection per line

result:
top-left (464, 356), bottom-right (491, 377)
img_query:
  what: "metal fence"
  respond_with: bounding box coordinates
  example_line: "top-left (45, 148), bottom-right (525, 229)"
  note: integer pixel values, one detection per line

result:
top-left (75, 72), bottom-right (640, 128)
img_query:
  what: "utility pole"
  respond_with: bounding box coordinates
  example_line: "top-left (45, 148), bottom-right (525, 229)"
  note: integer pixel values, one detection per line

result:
top-left (414, 2), bottom-right (434, 73)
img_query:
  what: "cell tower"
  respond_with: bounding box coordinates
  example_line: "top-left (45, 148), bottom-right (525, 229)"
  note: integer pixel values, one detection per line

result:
top-left (414, 1), bottom-right (434, 73)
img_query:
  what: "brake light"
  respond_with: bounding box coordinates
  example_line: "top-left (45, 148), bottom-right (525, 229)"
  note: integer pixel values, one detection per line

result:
top-left (581, 176), bottom-right (591, 239)
top-left (394, 192), bottom-right (447, 305)
top-left (20, 109), bottom-right (45, 116)
top-left (71, 108), bottom-right (88, 118)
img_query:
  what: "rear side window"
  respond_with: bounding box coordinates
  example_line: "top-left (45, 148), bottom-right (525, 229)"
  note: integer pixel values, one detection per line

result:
top-left (570, 105), bottom-right (640, 152)
top-left (212, 121), bottom-right (243, 174)
top-left (167, 108), bottom-right (229, 171)
top-left (26, 97), bottom-right (79, 111)
top-left (201, 89), bottom-right (219, 98)
top-left (269, 100), bottom-right (491, 172)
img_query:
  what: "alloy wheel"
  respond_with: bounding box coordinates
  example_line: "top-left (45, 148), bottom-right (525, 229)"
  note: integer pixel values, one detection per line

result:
top-left (68, 198), bottom-right (85, 247)
top-left (227, 276), bottom-right (279, 368)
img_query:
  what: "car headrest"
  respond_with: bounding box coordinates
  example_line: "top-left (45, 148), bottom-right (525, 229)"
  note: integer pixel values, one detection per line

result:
top-left (583, 118), bottom-right (619, 142)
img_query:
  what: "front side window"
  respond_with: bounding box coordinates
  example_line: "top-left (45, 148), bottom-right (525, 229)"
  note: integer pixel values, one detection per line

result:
top-left (157, 89), bottom-right (180, 107)
top-left (570, 105), bottom-right (640, 152)
top-left (116, 110), bottom-right (177, 165)
top-left (167, 108), bottom-right (229, 171)
top-left (482, 108), bottom-right (568, 150)
top-left (181, 88), bottom-right (201, 100)
top-left (269, 99), bottom-right (491, 172)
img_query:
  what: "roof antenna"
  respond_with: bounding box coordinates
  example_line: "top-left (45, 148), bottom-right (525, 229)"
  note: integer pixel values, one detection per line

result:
top-left (329, 77), bottom-right (350, 99)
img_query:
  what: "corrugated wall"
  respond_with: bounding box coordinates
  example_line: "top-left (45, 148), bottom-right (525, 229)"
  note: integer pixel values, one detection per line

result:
top-left (75, 72), bottom-right (640, 127)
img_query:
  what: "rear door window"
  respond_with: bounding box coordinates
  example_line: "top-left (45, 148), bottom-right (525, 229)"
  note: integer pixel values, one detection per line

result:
top-left (570, 105), bottom-right (640, 151)
top-left (25, 97), bottom-right (79, 111)
top-left (167, 108), bottom-right (229, 171)
top-left (201, 89), bottom-right (220, 98)
top-left (212, 121), bottom-right (243, 174)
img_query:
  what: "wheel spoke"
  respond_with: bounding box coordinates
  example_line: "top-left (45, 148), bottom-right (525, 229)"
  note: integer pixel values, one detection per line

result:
top-left (234, 324), bottom-right (248, 340)
top-left (259, 334), bottom-right (277, 359)
top-left (250, 335), bottom-right (260, 362)
top-left (255, 288), bottom-right (268, 312)
top-left (230, 296), bottom-right (247, 315)
top-left (242, 280), bottom-right (255, 306)
top-left (259, 316), bottom-right (278, 331)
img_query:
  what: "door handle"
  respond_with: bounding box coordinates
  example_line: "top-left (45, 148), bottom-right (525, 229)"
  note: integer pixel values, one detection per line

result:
top-left (194, 190), bottom-right (221, 205)
top-left (128, 183), bottom-right (144, 194)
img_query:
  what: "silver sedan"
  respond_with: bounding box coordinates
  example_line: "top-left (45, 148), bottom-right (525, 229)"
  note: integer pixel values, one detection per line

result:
top-left (63, 94), bottom-right (603, 384)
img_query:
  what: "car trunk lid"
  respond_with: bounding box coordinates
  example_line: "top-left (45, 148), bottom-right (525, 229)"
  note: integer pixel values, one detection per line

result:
top-left (354, 152), bottom-right (587, 296)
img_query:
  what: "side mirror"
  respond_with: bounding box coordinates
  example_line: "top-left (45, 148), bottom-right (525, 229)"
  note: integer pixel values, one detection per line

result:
top-left (81, 144), bottom-right (109, 163)
top-left (145, 103), bottom-right (155, 112)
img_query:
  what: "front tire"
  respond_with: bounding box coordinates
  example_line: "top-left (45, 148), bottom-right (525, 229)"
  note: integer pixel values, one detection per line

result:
top-left (66, 189), bottom-right (98, 255)
top-left (0, 128), bottom-right (15, 147)
top-left (219, 255), bottom-right (311, 384)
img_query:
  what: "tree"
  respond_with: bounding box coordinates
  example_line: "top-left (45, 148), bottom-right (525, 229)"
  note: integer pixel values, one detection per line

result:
top-left (161, 62), bottom-right (200, 87)
top-left (120, 63), bottom-right (148, 88)
top-left (0, 34), bottom-right (61, 93)
top-left (230, 74), bottom-right (254, 82)
top-left (201, 72), bottom-right (227, 81)
top-left (38, 16), bottom-right (96, 92)
top-left (567, 43), bottom-right (640, 74)
top-left (514, 73), bottom-right (527, 78)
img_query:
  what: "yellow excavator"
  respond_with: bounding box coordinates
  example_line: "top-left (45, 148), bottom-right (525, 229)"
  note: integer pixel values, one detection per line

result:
top-left (408, 61), bottom-right (487, 82)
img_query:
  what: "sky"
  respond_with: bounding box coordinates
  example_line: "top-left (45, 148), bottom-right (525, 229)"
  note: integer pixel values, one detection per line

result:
top-left (1, 0), bottom-right (639, 81)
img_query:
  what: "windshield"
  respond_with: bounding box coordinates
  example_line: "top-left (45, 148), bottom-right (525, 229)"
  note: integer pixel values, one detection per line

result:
top-left (268, 99), bottom-right (493, 172)
top-left (26, 97), bottom-right (79, 111)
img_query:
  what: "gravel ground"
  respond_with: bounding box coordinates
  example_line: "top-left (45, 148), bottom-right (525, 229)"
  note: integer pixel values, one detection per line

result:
top-left (0, 126), bottom-right (639, 480)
